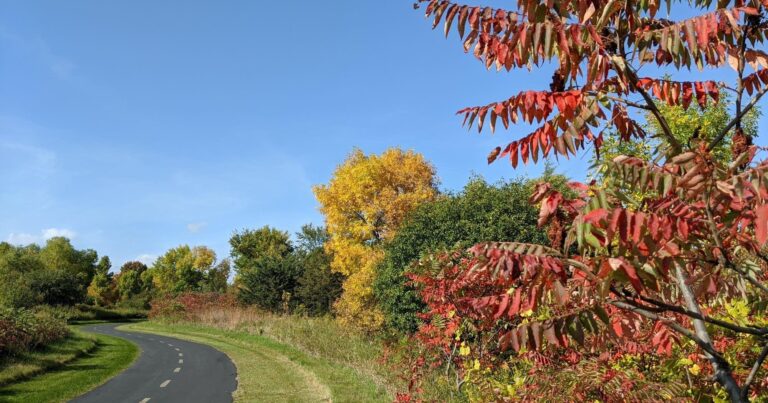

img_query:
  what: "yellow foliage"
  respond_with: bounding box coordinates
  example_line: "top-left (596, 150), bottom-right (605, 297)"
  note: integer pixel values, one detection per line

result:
top-left (313, 148), bottom-right (437, 330)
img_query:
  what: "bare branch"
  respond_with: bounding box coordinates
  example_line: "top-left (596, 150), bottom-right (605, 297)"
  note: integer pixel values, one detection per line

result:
top-left (709, 85), bottom-right (768, 151)
top-left (638, 296), bottom-right (768, 336)
top-left (623, 79), bottom-right (682, 151)
top-left (586, 92), bottom-right (651, 110)
top-left (742, 344), bottom-right (768, 400)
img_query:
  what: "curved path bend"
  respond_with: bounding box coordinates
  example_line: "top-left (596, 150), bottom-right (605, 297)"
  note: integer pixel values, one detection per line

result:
top-left (72, 323), bottom-right (237, 403)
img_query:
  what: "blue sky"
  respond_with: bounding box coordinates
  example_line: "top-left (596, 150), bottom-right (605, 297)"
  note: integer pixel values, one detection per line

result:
top-left (1, 1), bottom-right (765, 269)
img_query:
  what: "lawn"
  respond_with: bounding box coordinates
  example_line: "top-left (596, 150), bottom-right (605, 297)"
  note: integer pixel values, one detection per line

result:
top-left (0, 328), bottom-right (138, 402)
top-left (122, 321), bottom-right (391, 403)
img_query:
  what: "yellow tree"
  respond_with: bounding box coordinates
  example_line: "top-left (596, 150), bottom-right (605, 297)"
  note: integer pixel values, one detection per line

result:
top-left (314, 148), bottom-right (437, 330)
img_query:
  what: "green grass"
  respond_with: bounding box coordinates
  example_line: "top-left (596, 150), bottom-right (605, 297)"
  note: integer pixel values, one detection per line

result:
top-left (0, 329), bottom-right (96, 386)
top-left (122, 321), bottom-right (391, 403)
top-left (0, 328), bottom-right (138, 402)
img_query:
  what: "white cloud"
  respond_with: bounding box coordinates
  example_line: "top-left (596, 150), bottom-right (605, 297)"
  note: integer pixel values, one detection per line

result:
top-left (136, 254), bottom-right (157, 265)
top-left (6, 227), bottom-right (76, 245)
top-left (42, 228), bottom-right (76, 239)
top-left (186, 222), bottom-right (207, 233)
top-left (7, 232), bottom-right (39, 245)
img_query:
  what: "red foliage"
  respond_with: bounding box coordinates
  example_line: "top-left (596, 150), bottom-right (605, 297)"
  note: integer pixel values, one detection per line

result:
top-left (413, 0), bottom-right (768, 400)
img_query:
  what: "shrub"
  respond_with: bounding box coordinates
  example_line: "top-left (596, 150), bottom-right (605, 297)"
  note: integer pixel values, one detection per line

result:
top-left (0, 307), bottom-right (69, 355)
top-left (66, 304), bottom-right (147, 322)
top-left (149, 292), bottom-right (237, 322)
top-left (236, 256), bottom-right (302, 312)
top-left (28, 269), bottom-right (85, 306)
top-left (375, 177), bottom-right (550, 333)
top-left (0, 270), bottom-right (35, 309)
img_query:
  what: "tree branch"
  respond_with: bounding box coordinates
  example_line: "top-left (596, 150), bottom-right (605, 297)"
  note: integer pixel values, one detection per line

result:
top-left (608, 300), bottom-right (718, 356)
top-left (673, 263), bottom-right (743, 402)
top-left (606, 38), bottom-right (682, 152)
top-left (708, 85), bottom-right (768, 151)
top-left (586, 92), bottom-right (651, 110)
top-left (742, 343), bottom-right (768, 401)
top-left (621, 64), bottom-right (683, 152)
top-left (704, 191), bottom-right (768, 295)
top-left (637, 295), bottom-right (768, 336)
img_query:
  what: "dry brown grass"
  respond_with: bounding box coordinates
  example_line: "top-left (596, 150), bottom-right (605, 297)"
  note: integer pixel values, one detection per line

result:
top-left (178, 306), bottom-right (398, 396)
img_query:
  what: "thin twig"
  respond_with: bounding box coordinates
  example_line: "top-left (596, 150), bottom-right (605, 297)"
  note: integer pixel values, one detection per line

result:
top-left (584, 91), bottom-right (651, 110)
top-left (704, 190), bottom-right (768, 295)
top-left (709, 85), bottom-right (768, 151)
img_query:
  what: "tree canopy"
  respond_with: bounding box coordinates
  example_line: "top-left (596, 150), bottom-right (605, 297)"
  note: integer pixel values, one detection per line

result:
top-left (150, 245), bottom-right (227, 294)
top-left (314, 147), bottom-right (438, 330)
top-left (375, 176), bottom-right (550, 333)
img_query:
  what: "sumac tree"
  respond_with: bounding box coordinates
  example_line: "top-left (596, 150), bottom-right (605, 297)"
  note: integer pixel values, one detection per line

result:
top-left (410, 0), bottom-right (768, 401)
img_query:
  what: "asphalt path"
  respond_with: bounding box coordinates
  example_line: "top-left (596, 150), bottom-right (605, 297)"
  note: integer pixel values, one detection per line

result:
top-left (71, 323), bottom-right (237, 403)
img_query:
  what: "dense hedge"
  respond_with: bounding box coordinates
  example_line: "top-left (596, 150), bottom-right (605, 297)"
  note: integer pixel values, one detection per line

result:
top-left (65, 304), bottom-right (147, 322)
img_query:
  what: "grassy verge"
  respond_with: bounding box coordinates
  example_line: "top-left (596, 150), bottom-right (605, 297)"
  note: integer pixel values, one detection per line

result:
top-left (0, 327), bottom-right (138, 402)
top-left (123, 321), bottom-right (391, 403)
top-left (0, 329), bottom-right (97, 386)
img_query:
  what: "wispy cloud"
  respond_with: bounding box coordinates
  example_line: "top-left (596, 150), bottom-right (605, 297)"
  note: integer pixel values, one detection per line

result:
top-left (7, 233), bottom-right (39, 245)
top-left (186, 222), bottom-right (207, 233)
top-left (0, 141), bottom-right (57, 178)
top-left (135, 254), bottom-right (157, 266)
top-left (0, 28), bottom-right (76, 80)
top-left (6, 227), bottom-right (76, 245)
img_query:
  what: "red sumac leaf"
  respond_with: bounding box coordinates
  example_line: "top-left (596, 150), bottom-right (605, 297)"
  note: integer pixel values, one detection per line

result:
top-left (756, 204), bottom-right (768, 246)
top-left (493, 293), bottom-right (510, 319)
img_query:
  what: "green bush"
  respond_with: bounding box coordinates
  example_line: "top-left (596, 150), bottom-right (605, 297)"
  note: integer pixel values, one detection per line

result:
top-left (374, 177), bottom-right (549, 333)
top-left (115, 293), bottom-right (152, 310)
top-left (66, 304), bottom-right (147, 322)
top-left (237, 256), bottom-right (302, 312)
top-left (28, 270), bottom-right (85, 306)
top-left (293, 225), bottom-right (344, 316)
top-left (0, 270), bottom-right (35, 309)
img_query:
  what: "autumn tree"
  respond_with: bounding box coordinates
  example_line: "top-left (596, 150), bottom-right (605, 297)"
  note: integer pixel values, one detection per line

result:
top-left (150, 245), bottom-right (225, 294)
top-left (314, 148), bottom-right (437, 329)
top-left (409, 0), bottom-right (768, 401)
top-left (87, 256), bottom-right (115, 306)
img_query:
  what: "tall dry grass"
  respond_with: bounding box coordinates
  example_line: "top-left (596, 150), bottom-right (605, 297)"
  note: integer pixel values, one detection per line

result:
top-left (174, 306), bottom-right (400, 395)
